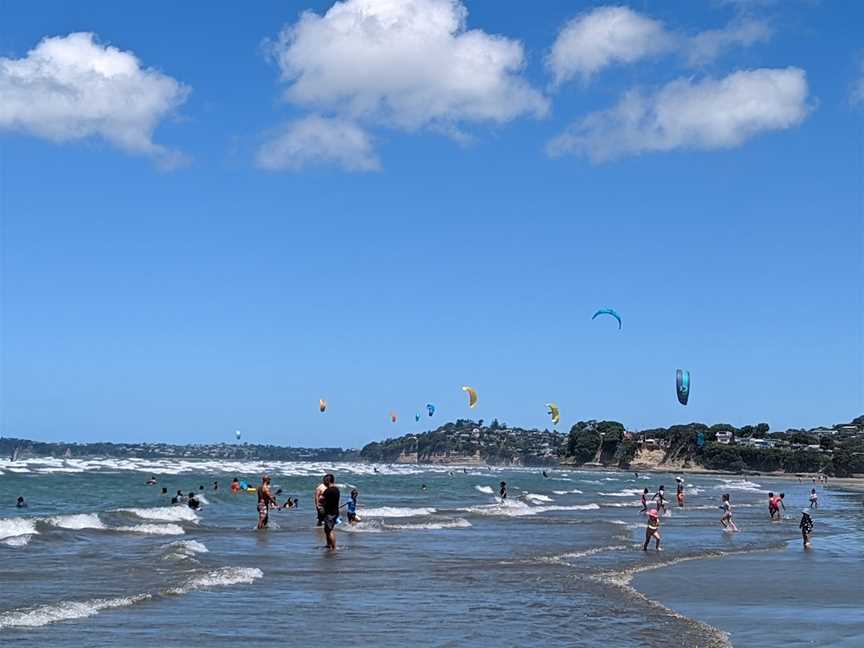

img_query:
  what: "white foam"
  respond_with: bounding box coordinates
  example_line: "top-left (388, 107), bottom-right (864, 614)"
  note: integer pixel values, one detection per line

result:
top-left (171, 567), bottom-right (263, 593)
top-left (116, 523), bottom-right (185, 536)
top-left (2, 535), bottom-right (32, 547)
top-left (552, 489), bottom-right (584, 495)
top-left (361, 507), bottom-right (436, 518)
top-left (119, 506), bottom-right (199, 523)
top-left (523, 493), bottom-right (553, 503)
top-left (0, 594), bottom-right (151, 629)
top-left (474, 485), bottom-right (494, 495)
top-left (714, 479), bottom-right (762, 492)
top-left (45, 513), bottom-right (105, 531)
top-left (385, 518), bottom-right (472, 530)
top-left (462, 501), bottom-right (599, 517)
top-left (598, 488), bottom-right (645, 497)
top-left (0, 517), bottom-right (38, 541)
top-left (169, 540), bottom-right (209, 554)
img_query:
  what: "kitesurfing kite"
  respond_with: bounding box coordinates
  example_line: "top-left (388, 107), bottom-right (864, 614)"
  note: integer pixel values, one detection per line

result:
top-left (676, 369), bottom-right (690, 406)
top-left (462, 386), bottom-right (478, 408)
top-left (415, 413), bottom-right (421, 422)
top-left (390, 411), bottom-right (398, 423)
top-left (546, 403), bottom-right (560, 426)
top-left (426, 403), bottom-right (436, 417)
top-left (592, 308), bottom-right (622, 330)
top-left (235, 430), bottom-right (241, 441)
top-left (319, 398), bottom-right (327, 413)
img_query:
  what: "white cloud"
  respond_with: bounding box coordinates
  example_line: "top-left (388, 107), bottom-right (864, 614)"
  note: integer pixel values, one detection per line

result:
top-left (686, 18), bottom-right (772, 66)
top-left (851, 60), bottom-right (864, 108)
top-left (547, 7), bottom-right (771, 84)
top-left (547, 67), bottom-right (810, 162)
top-left (548, 7), bottom-right (674, 84)
top-left (0, 32), bottom-right (189, 161)
top-left (266, 0), bottom-right (548, 130)
top-left (256, 115), bottom-right (380, 172)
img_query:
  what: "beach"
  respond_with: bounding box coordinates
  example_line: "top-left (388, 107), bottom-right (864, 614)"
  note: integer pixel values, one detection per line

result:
top-left (1, 458), bottom-right (862, 647)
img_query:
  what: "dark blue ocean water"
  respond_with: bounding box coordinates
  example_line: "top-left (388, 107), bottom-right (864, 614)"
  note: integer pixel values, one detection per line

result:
top-left (1, 458), bottom-right (861, 647)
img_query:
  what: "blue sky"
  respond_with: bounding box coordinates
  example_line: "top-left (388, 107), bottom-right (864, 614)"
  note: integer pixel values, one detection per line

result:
top-left (1, 0), bottom-right (862, 447)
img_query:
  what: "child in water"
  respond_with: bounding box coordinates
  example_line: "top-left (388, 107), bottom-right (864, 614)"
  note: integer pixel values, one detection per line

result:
top-left (346, 489), bottom-right (360, 524)
top-left (643, 509), bottom-right (661, 551)
top-left (799, 509), bottom-right (814, 548)
top-left (809, 489), bottom-right (818, 509)
top-left (676, 478), bottom-right (685, 508)
top-left (719, 493), bottom-right (739, 532)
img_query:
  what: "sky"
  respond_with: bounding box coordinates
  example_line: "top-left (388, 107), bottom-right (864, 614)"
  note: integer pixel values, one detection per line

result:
top-left (1, 0), bottom-right (862, 448)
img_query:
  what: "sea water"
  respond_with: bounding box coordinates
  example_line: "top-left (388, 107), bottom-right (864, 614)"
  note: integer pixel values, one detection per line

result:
top-left (1, 458), bottom-right (861, 647)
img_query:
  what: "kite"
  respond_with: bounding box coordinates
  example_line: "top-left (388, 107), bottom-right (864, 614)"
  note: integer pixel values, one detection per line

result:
top-left (676, 369), bottom-right (690, 406)
top-left (546, 403), bottom-right (560, 426)
top-left (462, 386), bottom-right (478, 408)
top-left (592, 308), bottom-right (622, 330)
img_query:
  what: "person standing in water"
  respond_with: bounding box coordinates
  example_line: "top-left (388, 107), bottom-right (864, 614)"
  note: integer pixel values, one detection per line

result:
top-left (799, 509), bottom-right (814, 548)
top-left (314, 476), bottom-right (328, 526)
top-left (719, 493), bottom-right (739, 532)
top-left (642, 509), bottom-right (661, 551)
top-left (230, 478), bottom-right (240, 494)
top-left (767, 491), bottom-right (778, 520)
top-left (321, 474), bottom-right (340, 550)
top-left (16, 496), bottom-right (26, 508)
top-left (499, 481), bottom-right (508, 501)
top-left (809, 488), bottom-right (818, 509)
top-left (676, 478), bottom-right (685, 508)
top-left (346, 489), bottom-right (360, 524)
top-left (652, 485), bottom-right (667, 515)
top-left (640, 488), bottom-right (649, 513)
top-left (257, 475), bottom-right (278, 530)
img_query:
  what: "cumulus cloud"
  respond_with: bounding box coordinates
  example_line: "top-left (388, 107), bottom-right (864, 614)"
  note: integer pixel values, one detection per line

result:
top-left (256, 115), bottom-right (380, 172)
top-left (266, 0), bottom-right (547, 132)
top-left (0, 32), bottom-right (189, 161)
top-left (548, 7), bottom-right (674, 84)
top-left (548, 6), bottom-right (771, 84)
top-left (547, 67), bottom-right (810, 162)
top-left (686, 18), bottom-right (772, 66)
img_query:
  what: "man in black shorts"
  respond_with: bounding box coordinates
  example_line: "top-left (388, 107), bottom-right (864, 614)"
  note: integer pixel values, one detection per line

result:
top-left (321, 473), bottom-right (340, 550)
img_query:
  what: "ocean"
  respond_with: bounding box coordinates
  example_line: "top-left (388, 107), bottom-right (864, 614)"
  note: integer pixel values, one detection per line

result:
top-left (1, 458), bottom-right (862, 647)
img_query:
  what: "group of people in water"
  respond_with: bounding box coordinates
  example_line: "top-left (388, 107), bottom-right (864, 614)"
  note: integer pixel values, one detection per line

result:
top-left (637, 477), bottom-right (819, 551)
top-left (138, 468), bottom-right (826, 553)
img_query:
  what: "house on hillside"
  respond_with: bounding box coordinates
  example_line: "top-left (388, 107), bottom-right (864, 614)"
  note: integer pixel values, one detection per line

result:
top-left (715, 431), bottom-right (733, 445)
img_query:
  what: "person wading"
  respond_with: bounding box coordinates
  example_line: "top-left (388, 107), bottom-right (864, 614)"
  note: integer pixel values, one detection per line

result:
top-left (321, 474), bottom-right (340, 550)
top-left (257, 475), bottom-right (278, 530)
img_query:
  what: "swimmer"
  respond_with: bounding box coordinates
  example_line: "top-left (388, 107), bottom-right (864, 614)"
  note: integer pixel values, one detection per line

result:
top-left (187, 492), bottom-right (201, 510)
top-left (146, 476), bottom-right (157, 485)
top-left (634, 471), bottom-right (639, 480)
top-left (809, 488), bottom-right (818, 509)
top-left (231, 478), bottom-right (240, 494)
top-left (642, 509), bottom-right (661, 551)
top-left (799, 509), bottom-right (813, 548)
top-left (499, 481), bottom-right (508, 500)
top-left (171, 490), bottom-right (186, 505)
top-left (640, 488), bottom-right (649, 513)
top-left (719, 493), bottom-right (739, 532)
top-left (161, 487), bottom-right (168, 495)
top-left (213, 481), bottom-right (219, 491)
top-left (542, 470), bottom-right (548, 478)
top-left (16, 496), bottom-right (26, 508)
top-left (421, 484), bottom-right (428, 492)
top-left (345, 489), bottom-right (360, 523)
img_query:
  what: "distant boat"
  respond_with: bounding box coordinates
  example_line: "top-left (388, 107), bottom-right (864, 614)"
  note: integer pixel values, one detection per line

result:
top-left (11, 446), bottom-right (21, 462)
top-left (64, 448), bottom-right (72, 459)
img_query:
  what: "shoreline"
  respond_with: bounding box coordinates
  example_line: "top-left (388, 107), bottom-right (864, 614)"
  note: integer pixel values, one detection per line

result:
top-left (625, 482), bottom-right (864, 647)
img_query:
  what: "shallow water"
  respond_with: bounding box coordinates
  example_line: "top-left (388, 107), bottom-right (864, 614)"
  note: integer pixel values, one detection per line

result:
top-left (1, 458), bottom-right (861, 647)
